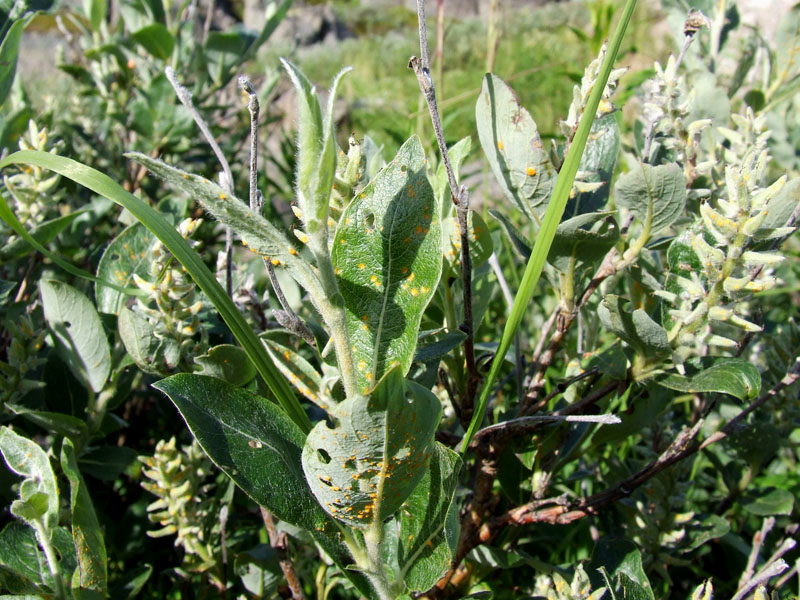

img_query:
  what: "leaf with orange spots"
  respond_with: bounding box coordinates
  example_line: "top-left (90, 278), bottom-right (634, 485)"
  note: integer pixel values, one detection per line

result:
top-left (331, 135), bottom-right (443, 394)
top-left (154, 374), bottom-right (373, 597)
top-left (443, 209), bottom-right (494, 273)
top-left (476, 74), bottom-right (557, 223)
top-left (302, 368), bottom-right (440, 530)
top-left (96, 223), bottom-right (157, 315)
top-left (262, 338), bottom-right (328, 410)
top-left (395, 442), bottom-right (461, 591)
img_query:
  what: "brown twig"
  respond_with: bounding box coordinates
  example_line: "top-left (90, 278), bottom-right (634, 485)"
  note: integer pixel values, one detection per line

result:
top-left (409, 0), bottom-right (479, 421)
top-left (260, 507), bottom-right (306, 600)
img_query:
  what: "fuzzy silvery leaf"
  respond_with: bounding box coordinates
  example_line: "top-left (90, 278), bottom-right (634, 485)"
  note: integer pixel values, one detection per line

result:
top-left (154, 374), bottom-right (373, 596)
top-left (331, 135), bottom-right (443, 394)
top-left (126, 153), bottom-right (325, 301)
top-left (432, 136), bottom-right (471, 211)
top-left (396, 442), bottom-right (461, 591)
top-left (0, 427), bottom-right (59, 532)
top-left (476, 73), bottom-right (557, 223)
top-left (40, 279), bottom-right (110, 393)
top-left (302, 368), bottom-right (440, 529)
top-left (615, 162), bottom-right (686, 235)
top-left (281, 60), bottom-right (350, 234)
top-left (118, 307), bottom-right (167, 375)
top-left (598, 295), bottom-right (671, 358)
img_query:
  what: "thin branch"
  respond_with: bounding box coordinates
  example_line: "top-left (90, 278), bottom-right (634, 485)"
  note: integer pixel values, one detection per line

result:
top-left (260, 507), bottom-right (306, 600)
top-left (239, 76), bottom-right (314, 345)
top-left (732, 560), bottom-right (789, 600)
top-left (472, 412), bottom-right (620, 444)
top-left (740, 517), bottom-right (775, 589)
top-left (166, 66), bottom-right (235, 296)
top-left (410, 0), bottom-right (479, 419)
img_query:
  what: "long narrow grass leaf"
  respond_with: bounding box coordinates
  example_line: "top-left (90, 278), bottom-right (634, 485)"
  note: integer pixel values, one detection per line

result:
top-left (0, 150), bottom-right (312, 433)
top-left (460, 0), bottom-right (638, 454)
top-left (0, 192), bottom-right (145, 296)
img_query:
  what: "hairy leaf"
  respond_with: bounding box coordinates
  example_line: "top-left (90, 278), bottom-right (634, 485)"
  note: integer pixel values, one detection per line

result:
top-left (40, 279), bottom-right (110, 393)
top-left (302, 369), bottom-right (440, 529)
top-left (547, 211), bottom-right (618, 272)
top-left (615, 162), bottom-right (686, 235)
top-left (126, 153), bottom-right (324, 301)
top-left (331, 135), bottom-right (443, 394)
top-left (476, 73), bottom-right (557, 223)
top-left (194, 344), bottom-right (256, 387)
top-left (0, 428), bottom-right (59, 531)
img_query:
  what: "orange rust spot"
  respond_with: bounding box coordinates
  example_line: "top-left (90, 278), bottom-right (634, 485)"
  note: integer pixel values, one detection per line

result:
top-left (526, 166), bottom-right (537, 176)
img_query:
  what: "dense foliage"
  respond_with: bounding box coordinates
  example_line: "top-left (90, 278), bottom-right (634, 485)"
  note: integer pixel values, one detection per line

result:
top-left (0, 0), bottom-right (798, 598)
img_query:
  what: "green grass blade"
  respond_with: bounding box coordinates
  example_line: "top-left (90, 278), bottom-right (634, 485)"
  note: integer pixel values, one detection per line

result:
top-left (0, 192), bottom-right (145, 297)
top-left (460, 0), bottom-right (637, 454)
top-left (0, 150), bottom-right (312, 434)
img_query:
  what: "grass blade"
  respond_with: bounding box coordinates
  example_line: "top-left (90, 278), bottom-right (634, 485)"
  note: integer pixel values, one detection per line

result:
top-left (460, 0), bottom-right (638, 453)
top-left (0, 150), bottom-right (312, 434)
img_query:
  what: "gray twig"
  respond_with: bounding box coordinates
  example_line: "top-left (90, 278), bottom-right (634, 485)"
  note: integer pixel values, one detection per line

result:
top-left (410, 0), bottom-right (479, 420)
top-left (239, 76), bottom-right (314, 345)
top-left (166, 66), bottom-right (235, 297)
top-left (260, 507), bottom-right (306, 600)
top-left (732, 560), bottom-right (789, 600)
top-left (740, 517), bottom-right (775, 589)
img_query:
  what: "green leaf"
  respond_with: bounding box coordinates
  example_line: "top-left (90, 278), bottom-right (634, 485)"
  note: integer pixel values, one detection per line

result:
top-left (39, 279), bottom-right (110, 393)
top-left (108, 564), bottom-right (152, 599)
top-left (302, 368), bottom-right (440, 529)
top-left (432, 136), bottom-right (471, 210)
top-left (397, 442), bottom-right (461, 591)
top-left (82, 0), bottom-right (106, 31)
top-left (195, 344), bottom-right (257, 387)
top-left (567, 113), bottom-right (620, 217)
top-left (0, 150), bottom-right (311, 433)
top-left (443, 209), bottom-right (493, 272)
top-left (742, 487), bottom-right (794, 516)
top-left (588, 537), bottom-right (654, 600)
top-left (4, 405), bottom-right (88, 440)
top-left (331, 135), bottom-right (443, 394)
top-left (476, 73), bottom-right (558, 223)
top-left (125, 152), bottom-right (323, 305)
top-left (413, 329), bottom-right (467, 363)
top-left (597, 294), bottom-right (670, 358)
top-left (0, 427), bottom-right (59, 531)
top-left (0, 522), bottom-right (46, 588)
top-left (154, 374), bottom-right (371, 595)
top-left (615, 162), bottom-right (686, 235)
top-left (462, 0), bottom-right (637, 453)
top-left (262, 338), bottom-right (326, 409)
top-left (95, 223), bottom-right (156, 315)
top-left (77, 446), bottom-right (138, 481)
top-left (547, 212), bottom-right (619, 272)
top-left (0, 15), bottom-right (33, 107)
top-left (0, 211), bottom-right (85, 262)
top-left (488, 209), bottom-right (532, 259)
top-left (117, 306), bottom-right (171, 375)
top-left (682, 514), bottom-right (730, 552)
top-left (130, 24), bottom-right (174, 60)
top-left (154, 374), bottom-right (319, 529)
top-left (60, 439), bottom-right (107, 597)
top-left (656, 358), bottom-right (761, 401)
